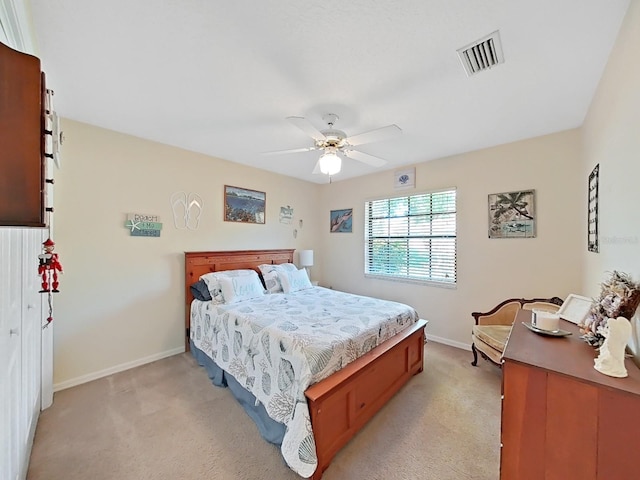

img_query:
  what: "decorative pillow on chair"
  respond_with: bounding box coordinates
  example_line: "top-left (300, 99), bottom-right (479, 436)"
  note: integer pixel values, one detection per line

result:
top-left (218, 272), bottom-right (266, 304)
top-left (280, 268), bottom-right (313, 293)
top-left (258, 263), bottom-right (298, 293)
top-left (200, 269), bottom-right (256, 304)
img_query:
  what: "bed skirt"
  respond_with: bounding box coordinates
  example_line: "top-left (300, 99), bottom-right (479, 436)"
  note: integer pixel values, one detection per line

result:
top-left (190, 340), bottom-right (286, 446)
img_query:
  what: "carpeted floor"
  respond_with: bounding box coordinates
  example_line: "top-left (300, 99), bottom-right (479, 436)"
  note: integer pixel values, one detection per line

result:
top-left (27, 341), bottom-right (501, 480)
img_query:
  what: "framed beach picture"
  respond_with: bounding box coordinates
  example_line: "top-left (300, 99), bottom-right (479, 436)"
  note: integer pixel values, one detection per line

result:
top-left (224, 185), bottom-right (266, 224)
top-left (488, 189), bottom-right (536, 238)
top-left (330, 208), bottom-right (353, 233)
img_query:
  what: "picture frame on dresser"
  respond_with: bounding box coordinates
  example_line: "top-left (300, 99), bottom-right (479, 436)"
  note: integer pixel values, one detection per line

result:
top-left (557, 293), bottom-right (593, 324)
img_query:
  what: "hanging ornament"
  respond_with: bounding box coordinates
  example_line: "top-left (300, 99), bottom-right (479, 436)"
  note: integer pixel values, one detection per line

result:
top-left (38, 238), bottom-right (63, 327)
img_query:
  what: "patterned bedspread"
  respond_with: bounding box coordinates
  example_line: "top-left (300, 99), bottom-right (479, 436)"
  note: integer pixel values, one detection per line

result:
top-left (190, 286), bottom-right (419, 478)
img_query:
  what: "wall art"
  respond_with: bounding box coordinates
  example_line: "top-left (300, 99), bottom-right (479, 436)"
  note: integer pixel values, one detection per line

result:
top-left (330, 208), bottom-right (353, 233)
top-left (488, 189), bottom-right (536, 238)
top-left (279, 205), bottom-right (293, 224)
top-left (224, 185), bottom-right (265, 224)
top-left (125, 213), bottom-right (162, 237)
top-left (588, 164), bottom-right (599, 252)
top-left (394, 167), bottom-right (415, 189)
top-left (170, 191), bottom-right (203, 230)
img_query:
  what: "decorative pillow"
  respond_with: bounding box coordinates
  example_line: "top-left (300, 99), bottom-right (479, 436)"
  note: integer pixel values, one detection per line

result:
top-left (260, 270), bottom-right (281, 293)
top-left (258, 263), bottom-right (298, 293)
top-left (280, 268), bottom-right (313, 293)
top-left (218, 272), bottom-right (265, 304)
top-left (200, 269), bottom-right (256, 304)
top-left (190, 279), bottom-right (212, 301)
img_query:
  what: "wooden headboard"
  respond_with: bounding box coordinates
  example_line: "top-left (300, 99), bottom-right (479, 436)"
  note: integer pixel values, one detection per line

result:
top-left (184, 249), bottom-right (294, 351)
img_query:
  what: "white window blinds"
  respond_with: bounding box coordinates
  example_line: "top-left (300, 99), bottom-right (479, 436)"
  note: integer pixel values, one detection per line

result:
top-left (365, 189), bottom-right (457, 285)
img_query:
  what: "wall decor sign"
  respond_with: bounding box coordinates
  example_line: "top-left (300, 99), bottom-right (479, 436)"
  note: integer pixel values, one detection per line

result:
top-left (224, 185), bottom-right (266, 224)
top-left (588, 164), bottom-right (599, 253)
top-left (279, 205), bottom-right (293, 224)
top-left (125, 213), bottom-right (162, 237)
top-left (330, 208), bottom-right (353, 233)
top-left (488, 189), bottom-right (536, 238)
top-left (394, 167), bottom-right (415, 189)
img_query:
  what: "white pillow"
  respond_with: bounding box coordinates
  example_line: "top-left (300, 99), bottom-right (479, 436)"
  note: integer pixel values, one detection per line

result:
top-left (200, 269), bottom-right (256, 303)
top-left (258, 263), bottom-right (298, 293)
top-left (218, 273), bottom-right (265, 304)
top-left (280, 268), bottom-right (313, 293)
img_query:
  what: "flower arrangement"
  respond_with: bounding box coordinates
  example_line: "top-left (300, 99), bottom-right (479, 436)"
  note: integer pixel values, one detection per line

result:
top-left (579, 271), bottom-right (640, 347)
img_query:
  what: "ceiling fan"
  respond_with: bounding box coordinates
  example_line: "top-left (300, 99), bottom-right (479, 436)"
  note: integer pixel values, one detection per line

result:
top-left (265, 113), bottom-right (402, 175)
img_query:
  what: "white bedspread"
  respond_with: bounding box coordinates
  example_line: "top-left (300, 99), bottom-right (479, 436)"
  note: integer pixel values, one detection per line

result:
top-left (190, 286), bottom-right (419, 478)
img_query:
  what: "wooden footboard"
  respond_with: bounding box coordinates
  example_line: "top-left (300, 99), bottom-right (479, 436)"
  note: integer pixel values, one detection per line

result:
top-left (305, 319), bottom-right (427, 480)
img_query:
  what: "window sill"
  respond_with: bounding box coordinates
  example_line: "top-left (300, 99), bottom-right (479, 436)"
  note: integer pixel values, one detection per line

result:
top-left (364, 273), bottom-right (457, 289)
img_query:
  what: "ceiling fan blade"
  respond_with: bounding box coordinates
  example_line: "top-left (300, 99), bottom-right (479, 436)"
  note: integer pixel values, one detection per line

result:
top-left (343, 149), bottom-right (388, 167)
top-left (346, 124), bottom-right (402, 146)
top-left (263, 146), bottom-right (318, 155)
top-left (286, 116), bottom-right (326, 141)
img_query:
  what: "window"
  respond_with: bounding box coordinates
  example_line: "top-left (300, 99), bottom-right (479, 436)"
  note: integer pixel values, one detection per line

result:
top-left (365, 189), bottom-right (457, 285)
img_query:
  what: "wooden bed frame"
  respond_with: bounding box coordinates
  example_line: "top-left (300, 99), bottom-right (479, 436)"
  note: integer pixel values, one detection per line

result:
top-left (185, 249), bottom-right (427, 479)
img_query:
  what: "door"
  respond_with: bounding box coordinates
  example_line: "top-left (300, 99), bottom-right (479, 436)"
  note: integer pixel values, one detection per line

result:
top-left (0, 228), bottom-right (46, 480)
top-left (21, 229), bottom-right (43, 461)
top-left (0, 228), bottom-right (23, 480)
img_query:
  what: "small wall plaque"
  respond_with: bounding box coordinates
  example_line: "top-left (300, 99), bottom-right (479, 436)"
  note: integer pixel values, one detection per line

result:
top-left (394, 167), bottom-right (415, 189)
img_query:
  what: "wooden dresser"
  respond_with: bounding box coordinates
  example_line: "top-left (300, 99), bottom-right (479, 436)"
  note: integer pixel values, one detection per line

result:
top-left (501, 309), bottom-right (640, 480)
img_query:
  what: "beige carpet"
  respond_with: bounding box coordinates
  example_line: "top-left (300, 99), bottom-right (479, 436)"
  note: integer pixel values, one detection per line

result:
top-left (27, 342), bottom-right (501, 480)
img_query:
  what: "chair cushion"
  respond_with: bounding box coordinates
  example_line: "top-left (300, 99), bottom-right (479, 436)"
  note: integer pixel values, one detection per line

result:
top-left (472, 325), bottom-right (512, 353)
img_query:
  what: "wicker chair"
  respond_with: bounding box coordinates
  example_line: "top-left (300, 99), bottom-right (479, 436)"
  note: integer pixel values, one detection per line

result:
top-left (471, 297), bottom-right (563, 367)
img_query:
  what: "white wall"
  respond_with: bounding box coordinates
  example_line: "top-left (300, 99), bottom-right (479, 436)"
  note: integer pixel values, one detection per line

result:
top-left (581, 1), bottom-right (640, 355)
top-left (52, 119), bottom-right (321, 388)
top-left (319, 130), bottom-right (584, 348)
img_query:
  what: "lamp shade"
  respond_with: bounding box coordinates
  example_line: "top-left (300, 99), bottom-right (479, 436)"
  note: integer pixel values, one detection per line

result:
top-left (318, 152), bottom-right (341, 175)
top-left (299, 250), bottom-right (314, 267)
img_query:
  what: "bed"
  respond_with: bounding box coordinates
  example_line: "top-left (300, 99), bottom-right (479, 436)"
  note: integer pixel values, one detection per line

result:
top-left (184, 249), bottom-right (427, 479)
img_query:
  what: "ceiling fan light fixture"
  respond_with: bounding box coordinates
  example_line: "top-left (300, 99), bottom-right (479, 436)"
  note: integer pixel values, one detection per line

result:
top-left (318, 151), bottom-right (341, 175)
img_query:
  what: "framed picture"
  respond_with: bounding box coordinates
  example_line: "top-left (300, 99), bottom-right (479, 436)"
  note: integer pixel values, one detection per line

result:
top-left (557, 293), bottom-right (593, 325)
top-left (224, 185), bottom-right (265, 224)
top-left (588, 164), bottom-right (599, 252)
top-left (330, 208), bottom-right (353, 233)
top-left (488, 189), bottom-right (536, 238)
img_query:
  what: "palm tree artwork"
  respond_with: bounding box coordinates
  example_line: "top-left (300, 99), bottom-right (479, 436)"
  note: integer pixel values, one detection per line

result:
top-left (488, 190), bottom-right (536, 238)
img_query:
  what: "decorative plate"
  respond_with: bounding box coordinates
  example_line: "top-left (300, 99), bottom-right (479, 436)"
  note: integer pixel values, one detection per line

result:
top-left (522, 322), bottom-right (572, 337)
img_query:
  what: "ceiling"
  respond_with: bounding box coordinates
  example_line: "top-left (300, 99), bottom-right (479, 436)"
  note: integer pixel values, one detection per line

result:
top-left (28, 0), bottom-right (630, 184)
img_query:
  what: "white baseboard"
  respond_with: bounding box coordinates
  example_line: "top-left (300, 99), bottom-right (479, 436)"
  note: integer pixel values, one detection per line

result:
top-left (53, 336), bottom-right (469, 391)
top-left (53, 346), bottom-right (185, 392)
top-left (426, 333), bottom-right (471, 351)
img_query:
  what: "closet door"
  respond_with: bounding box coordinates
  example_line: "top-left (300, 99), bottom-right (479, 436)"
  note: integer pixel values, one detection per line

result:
top-left (21, 229), bottom-right (44, 462)
top-left (0, 230), bottom-right (11, 479)
top-left (0, 228), bottom-right (23, 480)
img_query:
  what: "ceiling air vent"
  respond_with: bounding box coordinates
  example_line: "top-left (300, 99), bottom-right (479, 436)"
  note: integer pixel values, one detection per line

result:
top-left (457, 30), bottom-right (504, 76)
